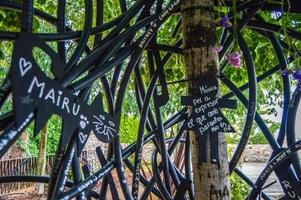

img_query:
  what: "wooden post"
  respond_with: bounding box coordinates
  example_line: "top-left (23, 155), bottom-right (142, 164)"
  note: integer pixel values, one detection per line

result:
top-left (36, 124), bottom-right (48, 194)
top-left (181, 0), bottom-right (231, 199)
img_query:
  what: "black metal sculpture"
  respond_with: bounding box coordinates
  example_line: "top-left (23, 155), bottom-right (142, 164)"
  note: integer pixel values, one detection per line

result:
top-left (0, 0), bottom-right (300, 199)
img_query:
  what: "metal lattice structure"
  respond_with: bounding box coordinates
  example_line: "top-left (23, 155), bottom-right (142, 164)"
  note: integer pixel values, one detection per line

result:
top-left (0, 0), bottom-right (300, 199)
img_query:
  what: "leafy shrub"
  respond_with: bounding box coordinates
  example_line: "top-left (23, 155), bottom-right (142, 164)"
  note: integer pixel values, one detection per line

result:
top-left (227, 146), bottom-right (251, 199)
top-left (120, 115), bottom-right (139, 144)
top-left (230, 173), bottom-right (251, 199)
top-left (17, 115), bottom-right (61, 156)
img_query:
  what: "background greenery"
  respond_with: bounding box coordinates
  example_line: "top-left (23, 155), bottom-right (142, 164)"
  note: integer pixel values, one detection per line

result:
top-left (1, 0), bottom-right (295, 154)
top-left (1, 0), bottom-right (301, 197)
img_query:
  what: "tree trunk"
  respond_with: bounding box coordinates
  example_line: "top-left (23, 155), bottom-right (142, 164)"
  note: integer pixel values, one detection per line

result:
top-left (36, 124), bottom-right (48, 194)
top-left (181, 0), bottom-right (231, 199)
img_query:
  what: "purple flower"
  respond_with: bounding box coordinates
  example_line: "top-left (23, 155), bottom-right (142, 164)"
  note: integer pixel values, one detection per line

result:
top-left (212, 46), bottom-right (223, 53)
top-left (220, 16), bottom-right (232, 28)
top-left (292, 70), bottom-right (301, 83)
top-left (229, 58), bottom-right (242, 68)
top-left (228, 51), bottom-right (242, 60)
top-left (281, 70), bottom-right (289, 76)
top-left (227, 51), bottom-right (243, 68)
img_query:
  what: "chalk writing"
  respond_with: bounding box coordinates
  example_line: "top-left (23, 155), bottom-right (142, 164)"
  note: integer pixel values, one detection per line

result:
top-left (138, 0), bottom-right (181, 48)
top-left (181, 76), bottom-right (235, 164)
top-left (59, 147), bottom-right (75, 192)
top-left (181, 78), bottom-right (234, 136)
top-left (259, 148), bottom-right (292, 181)
top-left (10, 33), bottom-right (118, 152)
top-left (0, 113), bottom-right (33, 151)
top-left (93, 115), bottom-right (117, 142)
top-left (0, 79), bottom-right (11, 98)
top-left (19, 57), bottom-right (32, 76)
top-left (281, 181), bottom-right (301, 199)
top-left (209, 185), bottom-right (230, 200)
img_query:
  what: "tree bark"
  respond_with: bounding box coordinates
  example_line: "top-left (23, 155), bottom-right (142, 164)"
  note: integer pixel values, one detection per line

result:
top-left (181, 0), bottom-right (231, 199)
top-left (36, 124), bottom-right (48, 194)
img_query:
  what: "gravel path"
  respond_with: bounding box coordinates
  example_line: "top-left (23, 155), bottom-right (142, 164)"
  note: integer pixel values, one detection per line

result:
top-left (241, 162), bottom-right (283, 198)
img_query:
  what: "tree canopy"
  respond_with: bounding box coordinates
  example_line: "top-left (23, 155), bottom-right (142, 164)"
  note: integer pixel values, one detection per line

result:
top-left (0, 0), bottom-right (301, 199)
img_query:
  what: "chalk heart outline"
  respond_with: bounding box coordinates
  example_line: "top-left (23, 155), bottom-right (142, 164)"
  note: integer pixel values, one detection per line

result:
top-left (19, 57), bottom-right (32, 77)
top-left (79, 132), bottom-right (88, 144)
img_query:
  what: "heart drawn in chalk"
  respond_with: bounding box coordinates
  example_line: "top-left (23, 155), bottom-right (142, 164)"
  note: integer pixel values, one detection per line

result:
top-left (79, 132), bottom-right (88, 144)
top-left (19, 57), bottom-right (32, 77)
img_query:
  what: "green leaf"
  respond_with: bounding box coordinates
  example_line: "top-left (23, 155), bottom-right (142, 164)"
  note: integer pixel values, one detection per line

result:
top-left (37, 0), bottom-right (47, 5)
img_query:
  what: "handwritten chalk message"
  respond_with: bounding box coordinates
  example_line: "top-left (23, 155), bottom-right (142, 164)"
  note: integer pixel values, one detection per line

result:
top-left (182, 76), bottom-right (235, 165)
top-left (10, 33), bottom-right (118, 152)
top-left (274, 159), bottom-right (301, 199)
top-left (181, 77), bottom-right (235, 135)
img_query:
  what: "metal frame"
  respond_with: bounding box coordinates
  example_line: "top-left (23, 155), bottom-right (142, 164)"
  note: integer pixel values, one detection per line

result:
top-left (0, 0), bottom-right (300, 199)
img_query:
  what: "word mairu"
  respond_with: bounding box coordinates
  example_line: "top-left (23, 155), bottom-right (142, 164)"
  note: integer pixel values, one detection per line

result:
top-left (10, 33), bottom-right (118, 152)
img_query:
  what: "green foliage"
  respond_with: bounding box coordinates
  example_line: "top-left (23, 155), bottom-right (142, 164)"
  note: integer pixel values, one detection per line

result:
top-left (220, 12), bottom-right (286, 145)
top-left (227, 148), bottom-right (251, 199)
top-left (230, 173), bottom-right (251, 200)
top-left (226, 117), bottom-right (280, 144)
top-left (120, 114), bottom-right (139, 143)
top-left (0, 0), bottom-right (298, 157)
top-left (18, 115), bottom-right (61, 156)
top-left (46, 116), bottom-right (62, 154)
top-left (0, 10), bottom-right (22, 32)
top-left (0, 3), bottom-right (300, 200)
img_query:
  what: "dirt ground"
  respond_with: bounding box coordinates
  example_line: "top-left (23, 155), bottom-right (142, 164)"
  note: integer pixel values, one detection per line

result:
top-left (0, 169), bottom-right (159, 200)
top-left (0, 186), bottom-right (47, 200)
